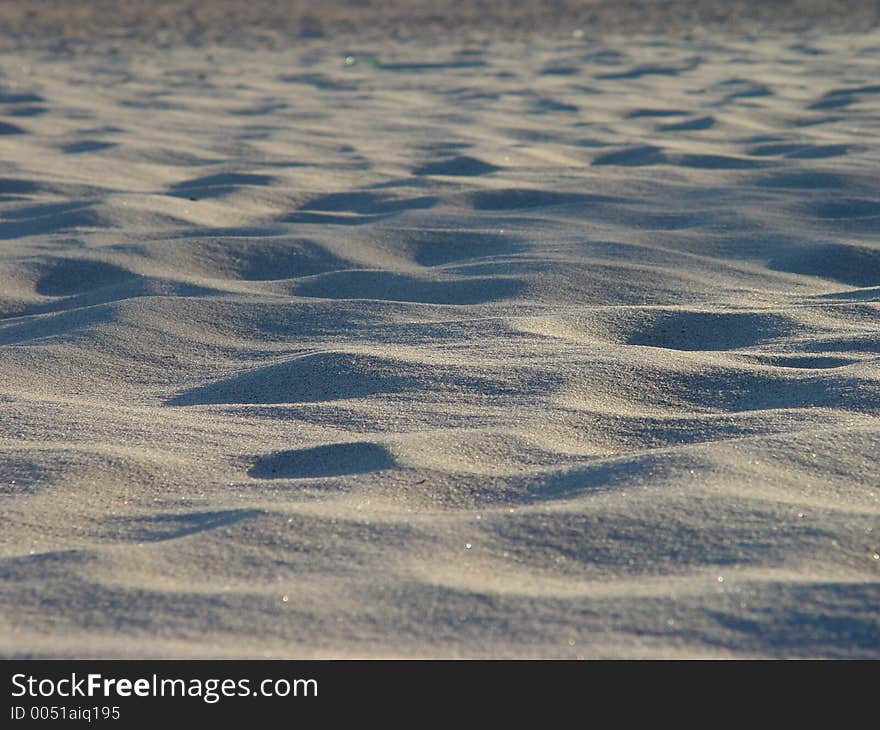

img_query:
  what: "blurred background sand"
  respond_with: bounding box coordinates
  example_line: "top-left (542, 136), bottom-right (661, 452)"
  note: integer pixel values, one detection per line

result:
top-left (1, 0), bottom-right (879, 47)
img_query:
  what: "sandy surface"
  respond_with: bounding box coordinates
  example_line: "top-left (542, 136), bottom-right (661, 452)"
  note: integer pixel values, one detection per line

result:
top-left (1, 4), bottom-right (879, 657)
top-left (2, 1), bottom-right (880, 47)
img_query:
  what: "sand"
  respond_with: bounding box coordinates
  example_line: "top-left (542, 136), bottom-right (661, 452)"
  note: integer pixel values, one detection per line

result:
top-left (1, 3), bottom-right (879, 658)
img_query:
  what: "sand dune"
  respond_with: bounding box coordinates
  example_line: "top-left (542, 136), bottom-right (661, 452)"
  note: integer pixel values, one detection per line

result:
top-left (1, 10), bottom-right (879, 657)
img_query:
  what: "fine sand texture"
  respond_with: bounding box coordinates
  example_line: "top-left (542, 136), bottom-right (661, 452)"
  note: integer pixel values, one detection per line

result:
top-left (1, 8), bottom-right (879, 658)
